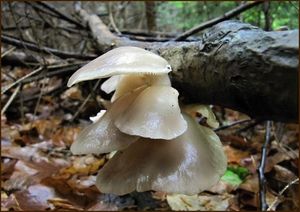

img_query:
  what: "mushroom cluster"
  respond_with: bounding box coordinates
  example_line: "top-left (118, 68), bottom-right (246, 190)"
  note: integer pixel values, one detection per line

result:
top-left (67, 46), bottom-right (227, 195)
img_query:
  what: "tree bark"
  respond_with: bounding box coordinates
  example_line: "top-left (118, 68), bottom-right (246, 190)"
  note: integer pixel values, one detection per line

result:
top-left (77, 7), bottom-right (298, 123)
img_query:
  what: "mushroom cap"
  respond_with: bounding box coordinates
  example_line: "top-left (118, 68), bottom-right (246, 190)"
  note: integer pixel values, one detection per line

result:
top-left (114, 86), bottom-right (187, 140)
top-left (96, 113), bottom-right (227, 195)
top-left (67, 46), bottom-right (171, 87)
top-left (183, 104), bottom-right (219, 128)
top-left (70, 87), bottom-right (145, 155)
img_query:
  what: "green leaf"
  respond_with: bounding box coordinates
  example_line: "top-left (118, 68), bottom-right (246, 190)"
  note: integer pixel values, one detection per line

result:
top-left (228, 166), bottom-right (249, 180)
top-left (221, 170), bottom-right (243, 186)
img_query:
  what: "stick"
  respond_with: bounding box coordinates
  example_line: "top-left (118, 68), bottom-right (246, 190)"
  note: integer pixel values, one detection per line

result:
top-left (1, 84), bottom-right (21, 115)
top-left (174, 1), bottom-right (263, 41)
top-left (2, 66), bottom-right (43, 95)
top-left (1, 34), bottom-right (97, 60)
top-left (258, 120), bottom-right (272, 211)
top-left (267, 178), bottom-right (299, 211)
top-left (214, 119), bottom-right (252, 132)
top-left (70, 79), bottom-right (101, 122)
top-left (1, 47), bottom-right (16, 58)
top-left (108, 3), bottom-right (122, 36)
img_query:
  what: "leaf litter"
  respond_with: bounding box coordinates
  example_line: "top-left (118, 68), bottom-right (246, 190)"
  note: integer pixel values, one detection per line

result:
top-left (1, 66), bottom-right (299, 211)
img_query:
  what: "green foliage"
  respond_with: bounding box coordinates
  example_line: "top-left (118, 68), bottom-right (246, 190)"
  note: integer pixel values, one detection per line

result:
top-left (227, 165), bottom-right (249, 180)
top-left (156, 1), bottom-right (298, 33)
top-left (221, 165), bottom-right (249, 186)
top-left (221, 170), bottom-right (243, 186)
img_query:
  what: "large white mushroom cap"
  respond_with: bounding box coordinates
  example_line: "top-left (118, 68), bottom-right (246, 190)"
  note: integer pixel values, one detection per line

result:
top-left (67, 46), bottom-right (171, 87)
top-left (96, 113), bottom-right (227, 195)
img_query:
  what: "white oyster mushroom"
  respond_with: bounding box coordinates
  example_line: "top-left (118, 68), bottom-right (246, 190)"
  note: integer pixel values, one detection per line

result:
top-left (67, 46), bottom-right (226, 196)
top-left (96, 113), bottom-right (227, 195)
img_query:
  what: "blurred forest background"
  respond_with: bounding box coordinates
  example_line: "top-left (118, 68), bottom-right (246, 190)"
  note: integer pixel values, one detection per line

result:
top-left (1, 1), bottom-right (299, 211)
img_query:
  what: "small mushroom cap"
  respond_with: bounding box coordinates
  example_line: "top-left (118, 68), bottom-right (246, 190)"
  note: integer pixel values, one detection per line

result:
top-left (96, 113), bottom-right (227, 195)
top-left (183, 104), bottom-right (219, 128)
top-left (114, 86), bottom-right (187, 140)
top-left (67, 46), bottom-right (171, 87)
top-left (70, 87), bottom-right (145, 155)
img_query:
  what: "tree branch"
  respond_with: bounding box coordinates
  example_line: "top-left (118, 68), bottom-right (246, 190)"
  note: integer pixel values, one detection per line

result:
top-left (1, 34), bottom-right (97, 60)
top-left (35, 1), bottom-right (85, 29)
top-left (75, 6), bottom-right (299, 122)
top-left (174, 1), bottom-right (263, 41)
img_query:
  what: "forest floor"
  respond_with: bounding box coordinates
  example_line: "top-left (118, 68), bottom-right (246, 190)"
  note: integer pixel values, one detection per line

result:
top-left (1, 65), bottom-right (299, 211)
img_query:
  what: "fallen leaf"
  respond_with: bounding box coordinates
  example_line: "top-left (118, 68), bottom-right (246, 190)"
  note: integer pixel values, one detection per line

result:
top-left (166, 193), bottom-right (233, 211)
top-left (13, 184), bottom-right (56, 211)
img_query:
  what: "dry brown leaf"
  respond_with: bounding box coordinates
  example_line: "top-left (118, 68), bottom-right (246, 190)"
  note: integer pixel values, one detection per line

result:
top-left (166, 193), bottom-right (234, 211)
top-left (13, 184), bottom-right (56, 211)
top-left (48, 198), bottom-right (84, 210)
top-left (61, 155), bottom-right (105, 176)
top-left (223, 145), bottom-right (251, 165)
top-left (52, 126), bottom-right (81, 147)
top-left (61, 86), bottom-right (83, 100)
top-left (273, 165), bottom-right (297, 183)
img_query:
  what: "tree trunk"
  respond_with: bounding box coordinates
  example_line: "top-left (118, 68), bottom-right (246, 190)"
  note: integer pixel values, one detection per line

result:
top-left (263, 1), bottom-right (271, 31)
top-left (145, 2), bottom-right (156, 33)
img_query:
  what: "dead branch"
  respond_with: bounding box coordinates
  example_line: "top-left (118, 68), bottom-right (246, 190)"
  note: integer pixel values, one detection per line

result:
top-left (1, 34), bottom-right (97, 60)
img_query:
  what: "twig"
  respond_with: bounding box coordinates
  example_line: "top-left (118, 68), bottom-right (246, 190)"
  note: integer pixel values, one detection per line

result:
top-left (236, 119), bottom-right (264, 133)
top-left (258, 120), bottom-right (272, 211)
top-left (214, 119), bottom-right (252, 132)
top-left (1, 84), bottom-right (21, 115)
top-left (174, 1), bottom-right (263, 41)
top-left (33, 69), bottom-right (47, 117)
top-left (2, 66), bottom-right (43, 94)
top-left (35, 1), bottom-right (85, 29)
top-left (267, 178), bottom-right (299, 211)
top-left (21, 64), bottom-right (82, 84)
top-left (1, 34), bottom-right (97, 60)
top-left (108, 3), bottom-right (122, 36)
top-left (70, 79), bottom-right (101, 122)
top-left (25, 2), bottom-right (61, 19)
top-left (1, 47), bottom-right (16, 58)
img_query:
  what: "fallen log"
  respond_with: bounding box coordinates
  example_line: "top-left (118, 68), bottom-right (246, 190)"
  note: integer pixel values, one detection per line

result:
top-left (36, 7), bottom-right (300, 122)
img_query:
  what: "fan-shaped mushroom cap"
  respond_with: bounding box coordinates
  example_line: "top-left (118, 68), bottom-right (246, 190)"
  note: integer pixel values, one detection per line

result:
top-left (96, 113), bottom-right (227, 195)
top-left (70, 87), bottom-right (145, 155)
top-left (114, 86), bottom-right (187, 140)
top-left (67, 46), bottom-right (171, 87)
